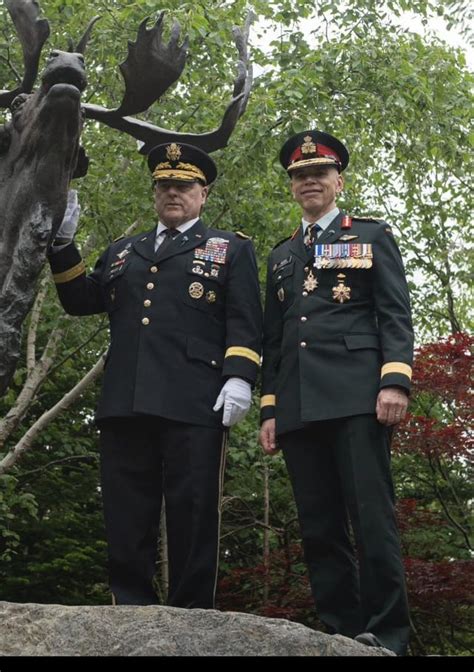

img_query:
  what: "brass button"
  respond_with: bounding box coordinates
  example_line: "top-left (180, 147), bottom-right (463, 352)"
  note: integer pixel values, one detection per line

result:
top-left (301, 316), bottom-right (307, 322)
top-left (302, 291), bottom-right (308, 297)
top-left (142, 317), bottom-right (150, 326)
top-left (304, 267), bottom-right (309, 272)
top-left (150, 266), bottom-right (158, 273)
top-left (144, 299), bottom-right (151, 307)
top-left (146, 282), bottom-right (154, 290)
top-left (300, 341), bottom-right (307, 348)
top-left (211, 360), bottom-right (217, 367)
top-left (204, 272), bottom-right (210, 277)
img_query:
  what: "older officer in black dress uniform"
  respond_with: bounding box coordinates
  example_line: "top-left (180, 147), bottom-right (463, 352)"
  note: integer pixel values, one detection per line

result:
top-left (259, 130), bottom-right (413, 655)
top-left (50, 143), bottom-right (262, 608)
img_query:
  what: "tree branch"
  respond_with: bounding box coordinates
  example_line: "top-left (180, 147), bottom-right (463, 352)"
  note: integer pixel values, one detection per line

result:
top-left (0, 354), bottom-right (105, 475)
top-left (0, 323), bottom-right (66, 448)
top-left (26, 271), bottom-right (50, 373)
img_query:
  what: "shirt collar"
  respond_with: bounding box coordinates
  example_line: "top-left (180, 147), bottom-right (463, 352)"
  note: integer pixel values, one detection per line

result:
top-left (302, 207), bottom-right (340, 235)
top-left (156, 217), bottom-right (199, 239)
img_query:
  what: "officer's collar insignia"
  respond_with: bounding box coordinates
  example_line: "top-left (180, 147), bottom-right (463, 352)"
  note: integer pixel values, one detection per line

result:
top-left (338, 234), bottom-right (359, 241)
top-left (301, 135), bottom-right (317, 154)
top-left (166, 143), bottom-right (182, 161)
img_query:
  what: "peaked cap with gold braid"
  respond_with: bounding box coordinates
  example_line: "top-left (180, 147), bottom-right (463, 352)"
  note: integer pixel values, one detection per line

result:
top-left (280, 130), bottom-right (349, 174)
top-left (147, 142), bottom-right (217, 185)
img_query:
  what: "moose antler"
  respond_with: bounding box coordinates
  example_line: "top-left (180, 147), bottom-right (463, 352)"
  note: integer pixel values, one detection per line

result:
top-left (83, 11), bottom-right (254, 154)
top-left (0, 0), bottom-right (50, 106)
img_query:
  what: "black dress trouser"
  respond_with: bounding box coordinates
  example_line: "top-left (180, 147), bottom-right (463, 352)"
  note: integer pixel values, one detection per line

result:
top-left (99, 416), bottom-right (227, 608)
top-left (279, 414), bottom-right (410, 656)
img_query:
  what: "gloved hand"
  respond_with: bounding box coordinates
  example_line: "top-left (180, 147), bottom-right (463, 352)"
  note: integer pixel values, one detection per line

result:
top-left (56, 189), bottom-right (80, 242)
top-left (213, 377), bottom-right (252, 427)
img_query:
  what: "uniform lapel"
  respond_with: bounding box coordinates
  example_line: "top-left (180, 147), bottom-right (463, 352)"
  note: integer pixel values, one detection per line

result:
top-left (288, 226), bottom-right (308, 263)
top-left (131, 228), bottom-right (157, 262)
top-left (317, 211), bottom-right (344, 245)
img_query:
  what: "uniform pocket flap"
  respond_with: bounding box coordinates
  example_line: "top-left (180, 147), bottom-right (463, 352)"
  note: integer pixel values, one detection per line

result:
top-left (344, 333), bottom-right (380, 350)
top-left (186, 336), bottom-right (223, 368)
top-left (273, 260), bottom-right (295, 282)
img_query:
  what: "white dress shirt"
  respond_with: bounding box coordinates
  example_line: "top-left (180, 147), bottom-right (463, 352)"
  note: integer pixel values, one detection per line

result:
top-left (154, 218), bottom-right (199, 252)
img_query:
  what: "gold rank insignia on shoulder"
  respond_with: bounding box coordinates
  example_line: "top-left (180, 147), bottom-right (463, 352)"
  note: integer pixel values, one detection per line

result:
top-left (189, 282), bottom-right (204, 299)
top-left (332, 273), bottom-right (351, 303)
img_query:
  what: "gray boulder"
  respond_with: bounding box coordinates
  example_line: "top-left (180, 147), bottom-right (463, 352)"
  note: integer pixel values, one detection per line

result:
top-left (0, 601), bottom-right (395, 656)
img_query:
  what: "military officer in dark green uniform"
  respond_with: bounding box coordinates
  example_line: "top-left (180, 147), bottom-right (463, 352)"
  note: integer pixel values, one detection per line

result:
top-left (259, 130), bottom-right (413, 655)
top-left (50, 143), bottom-right (262, 608)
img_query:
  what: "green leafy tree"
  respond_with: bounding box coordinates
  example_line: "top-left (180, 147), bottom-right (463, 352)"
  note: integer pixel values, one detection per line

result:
top-left (0, 0), bottom-right (472, 655)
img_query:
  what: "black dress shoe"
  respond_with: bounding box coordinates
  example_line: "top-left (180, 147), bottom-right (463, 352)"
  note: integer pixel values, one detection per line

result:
top-left (355, 632), bottom-right (384, 648)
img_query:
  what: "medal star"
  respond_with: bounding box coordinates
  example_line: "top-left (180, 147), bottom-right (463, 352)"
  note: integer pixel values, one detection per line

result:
top-left (332, 283), bottom-right (351, 303)
top-left (303, 270), bottom-right (318, 292)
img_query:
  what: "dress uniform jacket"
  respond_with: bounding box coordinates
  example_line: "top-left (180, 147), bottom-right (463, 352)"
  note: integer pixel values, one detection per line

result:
top-left (261, 211), bottom-right (413, 434)
top-left (49, 219), bottom-right (262, 427)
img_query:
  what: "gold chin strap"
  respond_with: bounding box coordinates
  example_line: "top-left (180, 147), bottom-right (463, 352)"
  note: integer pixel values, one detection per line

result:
top-left (153, 163), bottom-right (206, 184)
top-left (288, 157), bottom-right (339, 171)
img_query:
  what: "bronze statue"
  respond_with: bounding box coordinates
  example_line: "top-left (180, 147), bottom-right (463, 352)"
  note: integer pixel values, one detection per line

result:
top-left (0, 0), bottom-right (252, 396)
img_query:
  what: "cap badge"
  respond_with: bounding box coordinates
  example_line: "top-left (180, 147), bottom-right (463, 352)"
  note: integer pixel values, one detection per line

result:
top-left (166, 143), bottom-right (182, 161)
top-left (301, 135), bottom-right (316, 155)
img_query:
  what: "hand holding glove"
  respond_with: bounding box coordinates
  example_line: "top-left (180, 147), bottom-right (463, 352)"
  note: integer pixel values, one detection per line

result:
top-left (213, 377), bottom-right (252, 427)
top-left (56, 189), bottom-right (81, 243)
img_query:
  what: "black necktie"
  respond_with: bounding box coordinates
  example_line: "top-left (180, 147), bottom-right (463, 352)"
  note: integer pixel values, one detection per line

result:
top-left (304, 223), bottom-right (322, 249)
top-left (157, 227), bottom-right (179, 254)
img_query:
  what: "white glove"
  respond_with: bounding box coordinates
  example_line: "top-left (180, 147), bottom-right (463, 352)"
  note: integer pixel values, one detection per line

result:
top-left (56, 189), bottom-right (81, 241)
top-left (213, 377), bottom-right (252, 427)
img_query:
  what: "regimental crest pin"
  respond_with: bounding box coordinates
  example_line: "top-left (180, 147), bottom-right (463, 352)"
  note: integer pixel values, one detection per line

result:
top-left (332, 273), bottom-right (351, 303)
top-left (303, 270), bottom-right (318, 293)
top-left (189, 281), bottom-right (204, 299)
top-left (206, 290), bottom-right (217, 304)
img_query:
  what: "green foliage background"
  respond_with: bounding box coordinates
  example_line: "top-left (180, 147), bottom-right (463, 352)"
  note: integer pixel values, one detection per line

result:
top-left (0, 0), bottom-right (472, 655)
